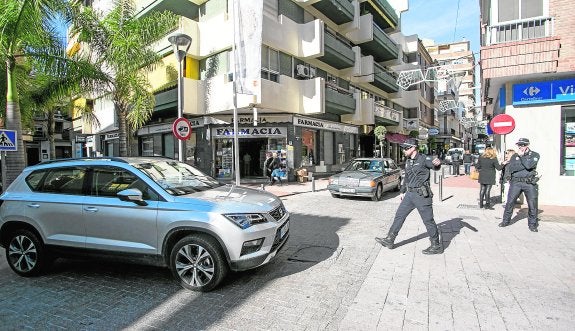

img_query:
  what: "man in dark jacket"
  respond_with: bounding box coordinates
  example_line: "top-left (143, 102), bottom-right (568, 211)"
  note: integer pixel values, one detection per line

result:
top-left (463, 150), bottom-right (473, 175)
top-left (499, 138), bottom-right (540, 232)
top-left (375, 139), bottom-right (443, 254)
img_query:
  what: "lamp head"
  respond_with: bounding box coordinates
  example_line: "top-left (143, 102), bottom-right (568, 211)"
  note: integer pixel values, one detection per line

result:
top-left (168, 33), bottom-right (192, 63)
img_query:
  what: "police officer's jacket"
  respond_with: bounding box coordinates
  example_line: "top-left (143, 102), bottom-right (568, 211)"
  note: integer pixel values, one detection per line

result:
top-left (401, 152), bottom-right (441, 194)
top-left (507, 150), bottom-right (539, 179)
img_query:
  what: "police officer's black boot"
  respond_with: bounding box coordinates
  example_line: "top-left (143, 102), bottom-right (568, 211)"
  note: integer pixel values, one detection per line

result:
top-left (375, 233), bottom-right (397, 249)
top-left (422, 234), bottom-right (443, 255)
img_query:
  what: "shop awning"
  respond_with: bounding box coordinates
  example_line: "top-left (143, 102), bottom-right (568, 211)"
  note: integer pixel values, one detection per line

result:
top-left (385, 133), bottom-right (409, 144)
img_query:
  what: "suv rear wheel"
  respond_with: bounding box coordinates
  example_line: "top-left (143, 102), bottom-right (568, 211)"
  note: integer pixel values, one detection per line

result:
top-left (6, 229), bottom-right (51, 277)
top-left (169, 234), bottom-right (228, 292)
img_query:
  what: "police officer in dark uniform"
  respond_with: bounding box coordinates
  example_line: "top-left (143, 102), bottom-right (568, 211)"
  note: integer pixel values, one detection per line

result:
top-left (499, 138), bottom-right (540, 232)
top-left (375, 139), bottom-right (443, 254)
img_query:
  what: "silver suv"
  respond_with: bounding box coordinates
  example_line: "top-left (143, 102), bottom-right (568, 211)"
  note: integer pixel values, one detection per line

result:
top-left (0, 157), bottom-right (290, 291)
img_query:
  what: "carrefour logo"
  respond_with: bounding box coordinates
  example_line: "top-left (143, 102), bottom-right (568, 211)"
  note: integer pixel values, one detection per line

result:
top-left (523, 86), bottom-right (540, 97)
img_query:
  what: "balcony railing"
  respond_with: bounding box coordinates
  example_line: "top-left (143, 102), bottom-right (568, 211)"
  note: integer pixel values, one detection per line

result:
top-left (325, 83), bottom-right (355, 115)
top-left (484, 16), bottom-right (554, 46)
top-left (374, 102), bottom-right (400, 124)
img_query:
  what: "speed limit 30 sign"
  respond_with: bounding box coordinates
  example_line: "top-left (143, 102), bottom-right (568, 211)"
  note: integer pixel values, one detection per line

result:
top-left (172, 117), bottom-right (192, 140)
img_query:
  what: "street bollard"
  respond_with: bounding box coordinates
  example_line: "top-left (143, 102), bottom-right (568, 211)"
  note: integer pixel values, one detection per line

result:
top-left (311, 176), bottom-right (316, 192)
top-left (440, 174), bottom-right (444, 200)
top-left (434, 170), bottom-right (438, 184)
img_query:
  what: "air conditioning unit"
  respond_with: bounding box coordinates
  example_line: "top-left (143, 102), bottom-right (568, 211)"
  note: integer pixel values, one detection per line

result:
top-left (296, 64), bottom-right (314, 78)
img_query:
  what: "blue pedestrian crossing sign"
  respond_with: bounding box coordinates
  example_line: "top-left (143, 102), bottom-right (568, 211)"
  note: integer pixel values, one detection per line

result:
top-left (0, 130), bottom-right (17, 151)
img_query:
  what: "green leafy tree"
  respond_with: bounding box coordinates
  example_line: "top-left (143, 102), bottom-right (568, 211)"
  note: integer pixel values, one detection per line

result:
top-left (1, 0), bottom-right (90, 185)
top-left (71, 0), bottom-right (177, 156)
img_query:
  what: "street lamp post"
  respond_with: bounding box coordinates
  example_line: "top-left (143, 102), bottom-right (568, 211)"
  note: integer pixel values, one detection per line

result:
top-left (169, 33), bottom-right (192, 162)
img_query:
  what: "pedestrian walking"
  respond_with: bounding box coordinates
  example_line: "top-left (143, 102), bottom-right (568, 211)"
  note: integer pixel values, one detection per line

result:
top-left (474, 147), bottom-right (502, 209)
top-left (452, 151), bottom-right (461, 175)
top-left (463, 150), bottom-right (473, 175)
top-left (375, 138), bottom-right (443, 255)
top-left (499, 138), bottom-right (541, 232)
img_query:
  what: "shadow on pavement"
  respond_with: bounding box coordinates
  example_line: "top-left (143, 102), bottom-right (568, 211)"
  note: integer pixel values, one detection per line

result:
top-left (393, 218), bottom-right (478, 251)
top-left (0, 212), bottom-right (350, 330)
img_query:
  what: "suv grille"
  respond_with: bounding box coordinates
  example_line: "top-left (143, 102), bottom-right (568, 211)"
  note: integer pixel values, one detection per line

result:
top-left (269, 204), bottom-right (287, 221)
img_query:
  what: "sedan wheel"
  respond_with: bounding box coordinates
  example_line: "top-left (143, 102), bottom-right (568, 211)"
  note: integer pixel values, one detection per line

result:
top-left (372, 184), bottom-right (383, 201)
top-left (6, 229), bottom-right (50, 277)
top-left (170, 234), bottom-right (228, 292)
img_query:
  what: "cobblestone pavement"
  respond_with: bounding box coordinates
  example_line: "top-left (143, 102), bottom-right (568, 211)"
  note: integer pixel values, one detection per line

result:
top-left (1, 182), bottom-right (574, 330)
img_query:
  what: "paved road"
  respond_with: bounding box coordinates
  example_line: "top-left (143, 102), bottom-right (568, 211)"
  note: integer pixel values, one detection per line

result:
top-left (1, 185), bottom-right (574, 330)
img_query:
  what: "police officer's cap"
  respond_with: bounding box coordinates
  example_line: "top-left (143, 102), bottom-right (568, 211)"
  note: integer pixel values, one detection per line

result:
top-left (400, 138), bottom-right (417, 149)
top-left (516, 137), bottom-right (530, 146)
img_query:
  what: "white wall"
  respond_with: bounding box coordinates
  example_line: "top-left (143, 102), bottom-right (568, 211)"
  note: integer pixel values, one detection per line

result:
top-left (505, 104), bottom-right (575, 206)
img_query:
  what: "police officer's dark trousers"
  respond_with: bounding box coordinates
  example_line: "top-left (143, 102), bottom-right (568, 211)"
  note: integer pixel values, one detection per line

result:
top-left (389, 191), bottom-right (439, 239)
top-left (502, 181), bottom-right (538, 227)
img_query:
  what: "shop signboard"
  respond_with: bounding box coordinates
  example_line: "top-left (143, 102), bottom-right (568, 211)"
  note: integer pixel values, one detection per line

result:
top-left (428, 128), bottom-right (439, 135)
top-left (293, 116), bottom-right (359, 134)
top-left (212, 127), bottom-right (287, 138)
top-left (513, 78), bottom-right (575, 106)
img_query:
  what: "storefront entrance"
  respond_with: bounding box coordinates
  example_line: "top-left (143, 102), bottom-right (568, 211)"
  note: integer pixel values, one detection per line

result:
top-left (239, 138), bottom-right (267, 177)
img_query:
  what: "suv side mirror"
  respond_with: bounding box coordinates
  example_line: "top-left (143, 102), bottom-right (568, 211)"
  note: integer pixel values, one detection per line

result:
top-left (117, 188), bottom-right (148, 206)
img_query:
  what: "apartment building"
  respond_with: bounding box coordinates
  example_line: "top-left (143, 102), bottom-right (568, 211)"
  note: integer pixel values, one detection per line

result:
top-left (480, 0), bottom-right (575, 206)
top-left (72, 0), bottom-right (428, 180)
top-left (425, 40), bottom-right (476, 152)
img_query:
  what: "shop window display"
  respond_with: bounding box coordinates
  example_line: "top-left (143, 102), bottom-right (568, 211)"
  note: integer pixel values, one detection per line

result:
top-left (562, 106), bottom-right (575, 176)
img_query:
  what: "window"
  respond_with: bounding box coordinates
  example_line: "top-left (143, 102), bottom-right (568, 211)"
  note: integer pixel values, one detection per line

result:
top-left (40, 167), bottom-right (86, 195)
top-left (91, 167), bottom-right (158, 200)
top-left (163, 133), bottom-right (175, 159)
top-left (561, 106), bottom-right (575, 176)
top-left (261, 46), bottom-right (279, 82)
top-left (141, 136), bottom-right (154, 156)
top-left (26, 170), bottom-right (48, 191)
top-left (498, 0), bottom-right (543, 22)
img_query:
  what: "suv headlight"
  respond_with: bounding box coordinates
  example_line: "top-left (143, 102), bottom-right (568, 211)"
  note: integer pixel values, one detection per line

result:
top-left (225, 213), bottom-right (267, 229)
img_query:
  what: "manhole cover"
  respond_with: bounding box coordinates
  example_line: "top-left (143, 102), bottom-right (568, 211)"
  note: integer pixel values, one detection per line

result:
top-left (288, 246), bottom-right (337, 263)
top-left (457, 204), bottom-right (481, 209)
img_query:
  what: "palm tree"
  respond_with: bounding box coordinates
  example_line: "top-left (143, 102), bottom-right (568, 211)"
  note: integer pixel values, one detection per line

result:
top-left (0, 0), bottom-right (85, 185)
top-left (71, 0), bottom-right (177, 156)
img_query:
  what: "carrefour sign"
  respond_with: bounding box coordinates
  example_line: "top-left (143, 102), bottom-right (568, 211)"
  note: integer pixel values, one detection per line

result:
top-left (513, 78), bottom-right (575, 106)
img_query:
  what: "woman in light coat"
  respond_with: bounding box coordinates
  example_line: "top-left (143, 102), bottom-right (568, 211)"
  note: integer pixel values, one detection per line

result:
top-left (474, 147), bottom-right (502, 209)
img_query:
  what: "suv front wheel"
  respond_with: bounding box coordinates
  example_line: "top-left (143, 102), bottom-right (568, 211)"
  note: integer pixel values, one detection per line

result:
top-left (169, 234), bottom-right (228, 292)
top-left (6, 229), bottom-right (51, 277)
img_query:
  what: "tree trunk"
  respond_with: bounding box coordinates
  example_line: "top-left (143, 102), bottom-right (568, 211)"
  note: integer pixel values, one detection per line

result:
top-left (4, 59), bottom-right (27, 187)
top-left (117, 103), bottom-right (128, 157)
top-left (48, 110), bottom-right (56, 159)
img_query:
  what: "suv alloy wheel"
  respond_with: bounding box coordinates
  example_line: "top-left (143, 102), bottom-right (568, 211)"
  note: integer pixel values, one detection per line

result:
top-left (170, 234), bottom-right (229, 292)
top-left (6, 229), bottom-right (51, 276)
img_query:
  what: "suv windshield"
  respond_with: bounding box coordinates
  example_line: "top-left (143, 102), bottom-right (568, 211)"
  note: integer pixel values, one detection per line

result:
top-left (134, 160), bottom-right (223, 195)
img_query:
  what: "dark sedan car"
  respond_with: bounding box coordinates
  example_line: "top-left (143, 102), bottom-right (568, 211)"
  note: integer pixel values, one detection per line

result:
top-left (327, 158), bottom-right (402, 201)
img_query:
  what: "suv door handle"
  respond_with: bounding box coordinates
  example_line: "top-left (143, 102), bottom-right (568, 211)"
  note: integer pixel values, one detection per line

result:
top-left (84, 206), bottom-right (98, 212)
top-left (27, 203), bottom-right (40, 208)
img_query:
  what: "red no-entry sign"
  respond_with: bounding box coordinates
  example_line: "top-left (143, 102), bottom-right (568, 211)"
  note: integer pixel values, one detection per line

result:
top-left (172, 117), bottom-right (192, 140)
top-left (490, 114), bottom-right (516, 135)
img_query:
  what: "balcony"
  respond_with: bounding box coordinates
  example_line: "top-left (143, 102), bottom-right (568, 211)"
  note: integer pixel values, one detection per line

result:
top-left (483, 16), bottom-right (554, 46)
top-left (312, 0), bottom-right (354, 25)
top-left (360, 23), bottom-right (399, 62)
top-left (361, 0), bottom-right (398, 29)
top-left (318, 32), bottom-right (355, 69)
top-left (154, 88), bottom-right (177, 112)
top-left (374, 102), bottom-right (400, 125)
top-left (135, 0), bottom-right (201, 18)
top-left (371, 62), bottom-right (398, 93)
top-left (325, 84), bottom-right (355, 115)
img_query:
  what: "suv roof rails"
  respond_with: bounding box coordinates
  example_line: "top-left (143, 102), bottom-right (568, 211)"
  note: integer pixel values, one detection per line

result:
top-left (39, 157), bottom-right (128, 165)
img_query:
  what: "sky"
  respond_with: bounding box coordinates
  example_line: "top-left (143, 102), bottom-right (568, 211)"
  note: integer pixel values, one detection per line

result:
top-left (401, 0), bottom-right (481, 53)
